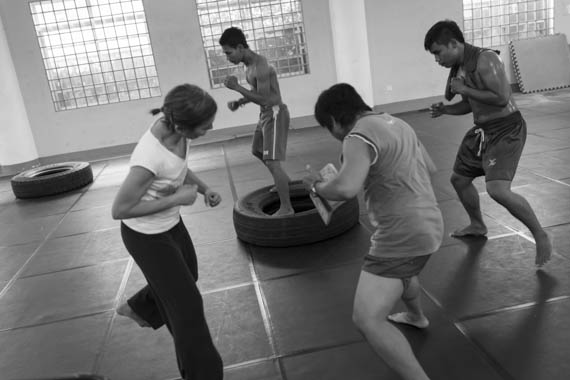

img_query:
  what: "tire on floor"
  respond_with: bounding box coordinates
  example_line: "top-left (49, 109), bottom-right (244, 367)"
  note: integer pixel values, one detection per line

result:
top-left (11, 161), bottom-right (94, 199)
top-left (233, 180), bottom-right (360, 247)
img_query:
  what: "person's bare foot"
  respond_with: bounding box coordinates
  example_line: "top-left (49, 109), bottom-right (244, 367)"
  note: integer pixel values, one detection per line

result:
top-left (272, 207), bottom-right (294, 217)
top-left (387, 312), bottom-right (429, 329)
top-left (450, 224), bottom-right (487, 238)
top-left (116, 302), bottom-right (151, 328)
top-left (535, 232), bottom-right (553, 267)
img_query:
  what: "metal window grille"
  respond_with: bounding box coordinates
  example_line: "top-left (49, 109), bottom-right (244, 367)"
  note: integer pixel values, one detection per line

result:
top-left (30, 0), bottom-right (161, 112)
top-left (196, 0), bottom-right (310, 88)
top-left (463, 0), bottom-right (554, 47)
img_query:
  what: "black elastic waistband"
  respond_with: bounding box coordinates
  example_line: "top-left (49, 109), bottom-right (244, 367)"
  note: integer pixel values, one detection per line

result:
top-left (475, 111), bottom-right (522, 131)
top-left (261, 103), bottom-right (287, 112)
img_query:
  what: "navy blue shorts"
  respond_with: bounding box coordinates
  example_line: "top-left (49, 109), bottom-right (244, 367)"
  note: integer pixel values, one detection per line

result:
top-left (453, 111), bottom-right (526, 182)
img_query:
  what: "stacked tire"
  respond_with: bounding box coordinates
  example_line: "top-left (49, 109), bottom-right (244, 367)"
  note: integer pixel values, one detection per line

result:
top-left (233, 180), bottom-right (359, 247)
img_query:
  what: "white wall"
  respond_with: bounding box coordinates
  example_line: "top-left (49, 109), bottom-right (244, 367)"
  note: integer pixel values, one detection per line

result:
top-left (555, 0), bottom-right (570, 38)
top-left (0, 13), bottom-right (38, 166)
top-left (328, 0), bottom-right (374, 105)
top-left (364, 0), bottom-right (464, 105)
top-left (0, 0), bottom-right (336, 158)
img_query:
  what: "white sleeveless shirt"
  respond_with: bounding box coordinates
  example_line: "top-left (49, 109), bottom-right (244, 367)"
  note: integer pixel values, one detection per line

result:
top-left (122, 128), bottom-right (189, 234)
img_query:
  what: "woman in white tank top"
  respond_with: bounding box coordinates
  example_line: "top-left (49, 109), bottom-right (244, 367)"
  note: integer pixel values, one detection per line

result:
top-left (112, 84), bottom-right (224, 380)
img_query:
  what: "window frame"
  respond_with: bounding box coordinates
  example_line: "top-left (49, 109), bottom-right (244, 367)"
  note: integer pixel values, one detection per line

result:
top-left (195, 0), bottom-right (310, 89)
top-left (463, 0), bottom-right (554, 48)
top-left (29, 0), bottom-right (161, 112)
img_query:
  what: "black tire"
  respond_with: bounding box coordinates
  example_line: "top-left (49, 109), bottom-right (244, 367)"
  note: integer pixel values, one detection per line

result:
top-left (11, 162), bottom-right (93, 199)
top-left (233, 180), bottom-right (360, 247)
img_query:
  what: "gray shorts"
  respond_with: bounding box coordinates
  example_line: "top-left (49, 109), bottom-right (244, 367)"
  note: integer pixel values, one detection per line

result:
top-left (252, 104), bottom-right (290, 161)
top-left (362, 254), bottom-right (431, 290)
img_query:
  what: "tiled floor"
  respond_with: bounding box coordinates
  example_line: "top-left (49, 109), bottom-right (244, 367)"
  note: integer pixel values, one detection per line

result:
top-left (1, 90), bottom-right (569, 380)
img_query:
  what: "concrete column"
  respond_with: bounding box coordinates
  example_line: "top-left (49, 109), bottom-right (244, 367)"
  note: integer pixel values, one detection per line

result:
top-left (555, 0), bottom-right (570, 37)
top-left (0, 14), bottom-right (38, 166)
top-left (328, 0), bottom-right (374, 106)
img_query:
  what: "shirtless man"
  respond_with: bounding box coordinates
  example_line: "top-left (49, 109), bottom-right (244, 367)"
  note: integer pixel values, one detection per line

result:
top-left (424, 20), bottom-right (552, 266)
top-left (219, 27), bottom-right (294, 216)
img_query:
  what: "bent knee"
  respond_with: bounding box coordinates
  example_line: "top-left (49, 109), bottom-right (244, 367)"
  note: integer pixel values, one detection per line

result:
top-left (450, 173), bottom-right (473, 188)
top-left (352, 309), bottom-right (369, 331)
top-left (485, 181), bottom-right (512, 202)
top-left (352, 306), bottom-right (387, 331)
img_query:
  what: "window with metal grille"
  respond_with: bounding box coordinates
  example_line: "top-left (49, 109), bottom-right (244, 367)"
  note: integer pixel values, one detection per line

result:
top-left (463, 0), bottom-right (554, 48)
top-left (196, 0), bottom-right (309, 88)
top-left (30, 0), bottom-right (161, 112)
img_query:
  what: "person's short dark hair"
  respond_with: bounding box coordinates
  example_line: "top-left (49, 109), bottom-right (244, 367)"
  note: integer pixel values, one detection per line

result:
top-left (150, 84), bottom-right (217, 131)
top-left (314, 83), bottom-right (372, 131)
top-left (424, 20), bottom-right (465, 50)
top-left (219, 27), bottom-right (249, 49)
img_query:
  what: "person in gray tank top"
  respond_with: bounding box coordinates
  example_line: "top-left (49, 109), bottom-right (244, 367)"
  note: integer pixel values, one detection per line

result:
top-left (304, 83), bottom-right (443, 380)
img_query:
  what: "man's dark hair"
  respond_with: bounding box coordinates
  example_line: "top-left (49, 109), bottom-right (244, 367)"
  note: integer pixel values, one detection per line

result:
top-left (219, 27), bottom-right (249, 49)
top-left (314, 83), bottom-right (372, 131)
top-left (424, 20), bottom-right (465, 50)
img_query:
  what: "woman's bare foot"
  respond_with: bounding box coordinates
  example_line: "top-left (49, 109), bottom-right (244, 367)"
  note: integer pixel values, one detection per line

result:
top-left (535, 232), bottom-right (553, 267)
top-left (451, 223), bottom-right (487, 238)
top-left (116, 302), bottom-right (151, 328)
top-left (387, 312), bottom-right (429, 329)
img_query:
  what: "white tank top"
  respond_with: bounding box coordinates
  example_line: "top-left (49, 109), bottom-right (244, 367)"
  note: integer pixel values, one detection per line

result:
top-left (122, 127), bottom-right (189, 234)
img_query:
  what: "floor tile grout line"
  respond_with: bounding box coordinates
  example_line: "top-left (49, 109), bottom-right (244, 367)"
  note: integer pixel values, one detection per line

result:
top-left (222, 144), bottom-right (238, 203)
top-left (201, 281), bottom-right (254, 295)
top-left (452, 321), bottom-right (518, 380)
top-left (457, 295), bottom-right (570, 323)
top-left (222, 356), bottom-right (279, 372)
top-left (0, 162), bottom-right (110, 301)
top-left (38, 225), bottom-right (121, 241)
top-left (38, 225), bottom-right (236, 247)
top-left (218, 338), bottom-right (365, 374)
top-left (92, 257), bottom-right (135, 374)
top-left (421, 288), bottom-right (517, 380)
top-left (0, 310), bottom-right (113, 333)
top-left (272, 338), bottom-right (365, 362)
top-left (245, 245), bottom-right (286, 379)
top-left (18, 257), bottom-right (131, 280)
top-left (519, 170), bottom-right (570, 188)
top-left (254, 258), bottom-right (364, 283)
top-left (485, 231), bottom-right (520, 240)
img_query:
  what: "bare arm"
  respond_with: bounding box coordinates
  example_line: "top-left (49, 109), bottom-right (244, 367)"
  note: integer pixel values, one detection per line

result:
top-left (313, 137), bottom-right (371, 201)
top-left (443, 98), bottom-right (473, 115)
top-left (224, 61), bottom-right (279, 107)
top-left (183, 169), bottom-right (209, 194)
top-left (184, 168), bottom-right (222, 207)
top-left (111, 166), bottom-right (196, 220)
top-left (451, 51), bottom-right (511, 106)
top-left (237, 98), bottom-right (251, 106)
top-left (431, 97), bottom-right (472, 117)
